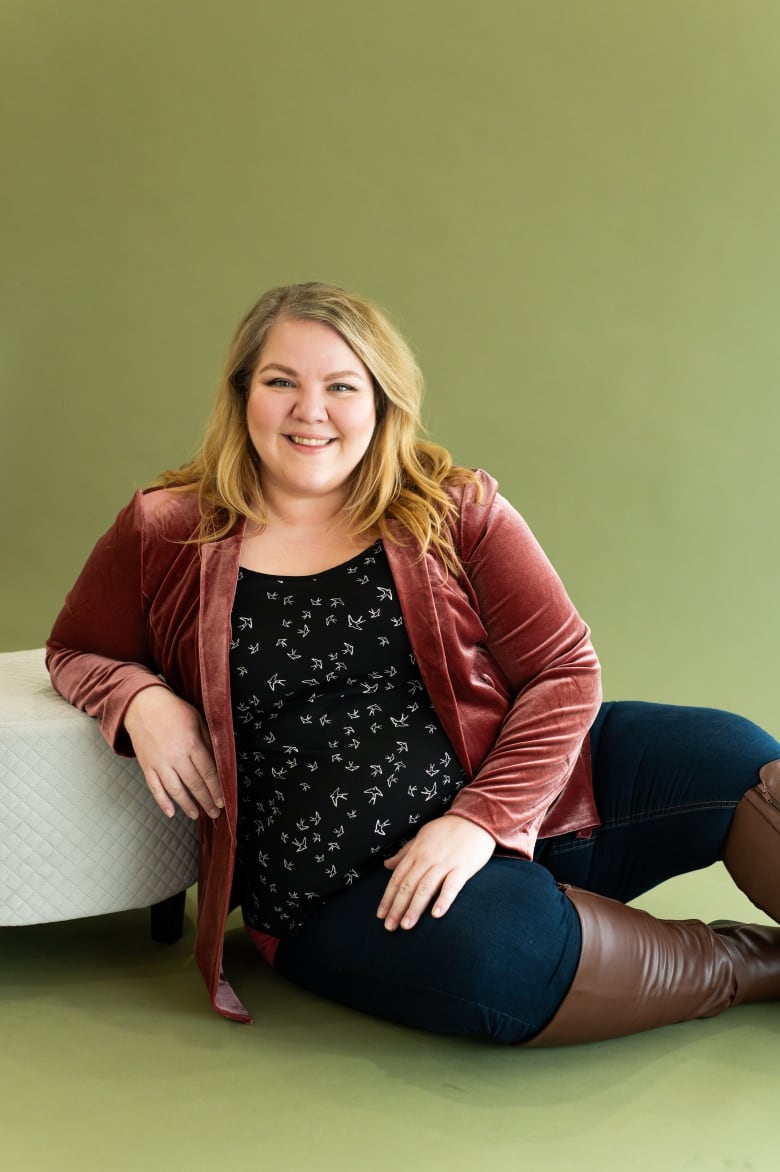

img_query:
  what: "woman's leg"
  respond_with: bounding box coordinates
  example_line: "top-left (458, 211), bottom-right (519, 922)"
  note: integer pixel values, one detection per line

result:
top-left (276, 702), bottom-right (780, 1047)
top-left (274, 856), bottom-right (581, 1044)
top-left (538, 700), bottom-right (780, 902)
top-left (525, 701), bottom-right (780, 1046)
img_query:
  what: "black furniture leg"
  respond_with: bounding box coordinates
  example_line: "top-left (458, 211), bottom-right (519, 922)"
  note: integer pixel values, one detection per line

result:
top-left (150, 889), bottom-right (187, 943)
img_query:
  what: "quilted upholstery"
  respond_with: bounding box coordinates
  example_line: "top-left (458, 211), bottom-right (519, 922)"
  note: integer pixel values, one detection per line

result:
top-left (0, 648), bottom-right (198, 925)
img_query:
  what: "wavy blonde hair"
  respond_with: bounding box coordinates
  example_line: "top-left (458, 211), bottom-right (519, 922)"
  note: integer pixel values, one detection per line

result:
top-left (159, 282), bottom-right (481, 570)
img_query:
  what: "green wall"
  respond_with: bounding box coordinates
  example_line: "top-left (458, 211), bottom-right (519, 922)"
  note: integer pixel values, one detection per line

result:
top-left (2, 0), bottom-right (779, 728)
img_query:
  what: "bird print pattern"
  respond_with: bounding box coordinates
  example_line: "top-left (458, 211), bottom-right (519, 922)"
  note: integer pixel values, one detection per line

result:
top-left (230, 541), bottom-right (467, 935)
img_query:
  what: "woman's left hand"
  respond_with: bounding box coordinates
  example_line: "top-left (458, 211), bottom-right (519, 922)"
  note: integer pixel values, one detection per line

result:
top-left (377, 814), bottom-right (496, 931)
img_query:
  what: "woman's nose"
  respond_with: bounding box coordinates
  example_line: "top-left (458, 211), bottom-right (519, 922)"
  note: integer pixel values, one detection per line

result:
top-left (291, 386), bottom-right (328, 422)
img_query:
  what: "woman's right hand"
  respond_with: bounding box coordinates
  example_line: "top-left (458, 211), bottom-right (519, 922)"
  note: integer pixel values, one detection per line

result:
top-left (123, 686), bottom-right (224, 821)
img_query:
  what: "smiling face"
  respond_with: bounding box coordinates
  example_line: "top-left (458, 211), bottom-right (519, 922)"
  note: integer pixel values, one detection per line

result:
top-left (246, 316), bottom-right (377, 513)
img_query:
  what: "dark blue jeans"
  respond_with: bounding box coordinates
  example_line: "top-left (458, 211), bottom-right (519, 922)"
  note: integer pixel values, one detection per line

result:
top-left (273, 702), bottom-right (780, 1043)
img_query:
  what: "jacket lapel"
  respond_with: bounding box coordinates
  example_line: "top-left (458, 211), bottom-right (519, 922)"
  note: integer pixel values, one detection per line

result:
top-left (199, 523), bottom-right (245, 825)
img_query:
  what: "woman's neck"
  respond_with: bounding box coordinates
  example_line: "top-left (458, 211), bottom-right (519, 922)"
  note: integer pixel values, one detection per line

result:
top-left (241, 490), bottom-right (377, 576)
top-left (258, 483), bottom-right (349, 531)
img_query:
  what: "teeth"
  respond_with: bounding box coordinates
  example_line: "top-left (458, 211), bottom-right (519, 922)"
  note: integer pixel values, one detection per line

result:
top-left (290, 436), bottom-right (331, 447)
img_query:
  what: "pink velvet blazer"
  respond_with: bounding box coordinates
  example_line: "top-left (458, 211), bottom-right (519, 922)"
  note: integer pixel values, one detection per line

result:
top-left (47, 471), bottom-right (602, 1022)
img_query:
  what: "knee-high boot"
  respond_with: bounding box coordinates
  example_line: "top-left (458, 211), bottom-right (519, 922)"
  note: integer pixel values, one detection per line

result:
top-left (523, 885), bottom-right (780, 1047)
top-left (722, 758), bottom-right (780, 922)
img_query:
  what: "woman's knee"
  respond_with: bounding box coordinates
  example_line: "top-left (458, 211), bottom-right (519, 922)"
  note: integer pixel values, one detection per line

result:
top-left (595, 701), bottom-right (780, 806)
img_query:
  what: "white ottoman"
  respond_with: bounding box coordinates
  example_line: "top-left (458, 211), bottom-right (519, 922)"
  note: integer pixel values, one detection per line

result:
top-left (0, 648), bottom-right (198, 941)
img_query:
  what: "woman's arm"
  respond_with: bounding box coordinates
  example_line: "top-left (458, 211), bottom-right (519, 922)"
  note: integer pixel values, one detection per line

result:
top-left (446, 481), bottom-right (601, 852)
top-left (46, 493), bottom-right (166, 753)
top-left (378, 477), bottom-right (601, 929)
top-left (46, 492), bottom-right (223, 819)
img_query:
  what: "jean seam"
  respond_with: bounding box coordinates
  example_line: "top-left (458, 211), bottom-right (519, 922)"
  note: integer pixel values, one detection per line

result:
top-left (543, 799), bottom-right (738, 858)
top-left (597, 798), bottom-right (738, 832)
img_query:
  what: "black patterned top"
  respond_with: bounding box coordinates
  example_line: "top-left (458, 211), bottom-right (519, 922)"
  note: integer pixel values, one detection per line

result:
top-left (229, 541), bottom-right (467, 936)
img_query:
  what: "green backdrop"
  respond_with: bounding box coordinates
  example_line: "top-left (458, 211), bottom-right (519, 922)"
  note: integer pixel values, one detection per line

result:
top-left (2, 0), bottom-right (779, 730)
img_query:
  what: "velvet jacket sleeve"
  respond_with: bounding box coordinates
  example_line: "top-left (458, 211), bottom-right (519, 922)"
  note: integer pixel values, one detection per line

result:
top-left (45, 490), bottom-right (199, 757)
top-left (448, 475), bottom-right (601, 854)
top-left (389, 472), bottom-right (602, 859)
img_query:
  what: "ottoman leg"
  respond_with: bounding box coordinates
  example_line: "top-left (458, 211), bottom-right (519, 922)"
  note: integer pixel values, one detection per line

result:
top-left (150, 889), bottom-right (187, 944)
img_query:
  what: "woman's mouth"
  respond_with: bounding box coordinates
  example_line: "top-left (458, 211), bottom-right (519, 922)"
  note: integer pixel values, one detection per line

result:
top-left (287, 435), bottom-right (334, 447)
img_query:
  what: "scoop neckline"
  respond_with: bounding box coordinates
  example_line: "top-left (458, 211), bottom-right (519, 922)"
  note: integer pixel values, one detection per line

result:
top-left (237, 539), bottom-right (383, 582)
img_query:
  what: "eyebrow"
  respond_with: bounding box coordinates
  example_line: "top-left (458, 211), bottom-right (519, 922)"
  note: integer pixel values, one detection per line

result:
top-left (257, 362), bottom-right (366, 381)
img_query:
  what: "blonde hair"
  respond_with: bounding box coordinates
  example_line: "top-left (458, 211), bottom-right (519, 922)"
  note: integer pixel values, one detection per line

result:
top-left (158, 282), bottom-right (481, 570)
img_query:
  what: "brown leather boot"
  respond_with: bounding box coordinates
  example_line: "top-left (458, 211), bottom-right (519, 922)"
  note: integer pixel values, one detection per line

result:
top-left (523, 885), bottom-right (780, 1047)
top-left (722, 758), bottom-right (780, 922)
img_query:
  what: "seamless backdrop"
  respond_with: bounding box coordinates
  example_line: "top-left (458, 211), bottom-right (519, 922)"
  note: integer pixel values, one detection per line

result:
top-left (2, 0), bottom-right (779, 730)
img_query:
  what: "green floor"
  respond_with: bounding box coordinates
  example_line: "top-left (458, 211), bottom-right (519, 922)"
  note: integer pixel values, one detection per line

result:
top-left (2, 867), bottom-right (776, 1172)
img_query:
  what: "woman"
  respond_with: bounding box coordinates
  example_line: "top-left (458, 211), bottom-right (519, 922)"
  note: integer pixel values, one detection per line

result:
top-left (47, 282), bottom-right (780, 1044)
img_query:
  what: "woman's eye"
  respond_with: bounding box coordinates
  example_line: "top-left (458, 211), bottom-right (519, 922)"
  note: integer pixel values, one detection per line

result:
top-left (330, 383), bottom-right (354, 393)
top-left (267, 378), bottom-right (293, 388)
